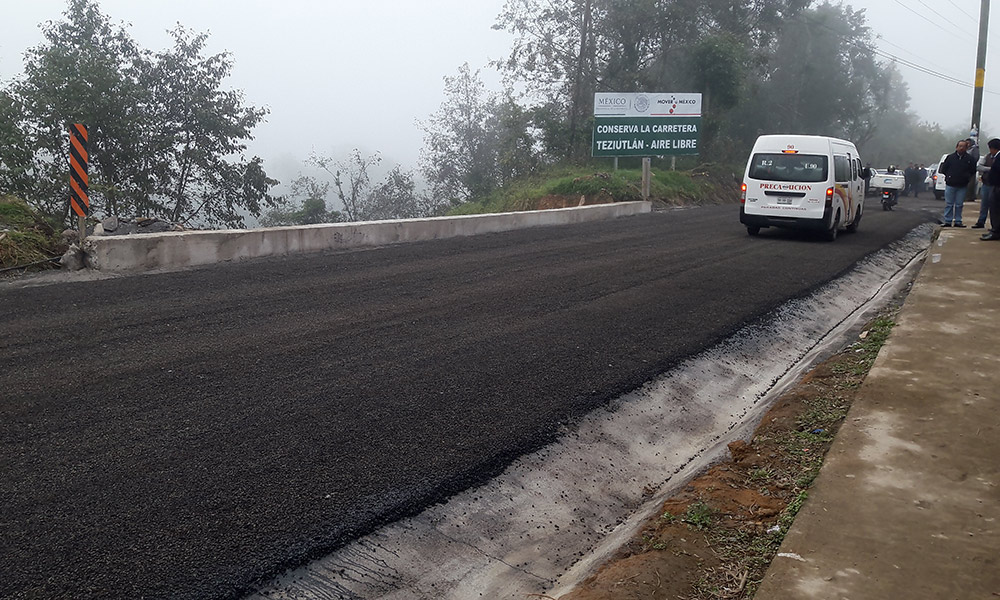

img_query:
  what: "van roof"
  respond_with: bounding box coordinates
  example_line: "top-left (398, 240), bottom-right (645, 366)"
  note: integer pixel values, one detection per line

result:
top-left (752, 134), bottom-right (857, 154)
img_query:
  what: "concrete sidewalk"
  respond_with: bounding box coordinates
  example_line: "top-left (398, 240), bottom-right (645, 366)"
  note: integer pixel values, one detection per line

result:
top-left (756, 227), bottom-right (1000, 599)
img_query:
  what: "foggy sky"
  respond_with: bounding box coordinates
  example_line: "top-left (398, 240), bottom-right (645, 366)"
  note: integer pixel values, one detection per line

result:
top-left (2, 0), bottom-right (999, 181)
top-left (852, 0), bottom-right (996, 135)
top-left (0, 0), bottom-right (513, 182)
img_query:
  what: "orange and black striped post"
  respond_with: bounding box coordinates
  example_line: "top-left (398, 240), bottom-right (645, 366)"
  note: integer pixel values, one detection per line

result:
top-left (68, 123), bottom-right (89, 242)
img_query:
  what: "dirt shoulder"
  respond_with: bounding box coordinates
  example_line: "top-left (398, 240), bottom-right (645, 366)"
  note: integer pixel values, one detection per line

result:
top-left (556, 308), bottom-right (900, 600)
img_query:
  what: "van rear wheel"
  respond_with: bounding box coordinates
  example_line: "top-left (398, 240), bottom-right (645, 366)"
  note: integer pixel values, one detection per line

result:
top-left (824, 213), bottom-right (840, 242)
top-left (845, 208), bottom-right (861, 233)
top-left (747, 226), bottom-right (761, 236)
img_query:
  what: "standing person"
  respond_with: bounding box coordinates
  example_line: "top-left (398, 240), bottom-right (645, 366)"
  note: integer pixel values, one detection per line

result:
top-left (903, 163), bottom-right (915, 196)
top-left (973, 138), bottom-right (1000, 228)
top-left (982, 141), bottom-right (1000, 240)
top-left (966, 137), bottom-right (981, 203)
top-left (939, 139), bottom-right (978, 227)
top-left (917, 164), bottom-right (928, 197)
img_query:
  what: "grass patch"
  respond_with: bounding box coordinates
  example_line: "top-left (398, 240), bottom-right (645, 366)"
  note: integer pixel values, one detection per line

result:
top-left (748, 467), bottom-right (775, 483)
top-left (779, 491), bottom-right (809, 532)
top-left (832, 316), bottom-right (896, 377)
top-left (0, 195), bottom-right (66, 271)
top-left (682, 501), bottom-right (716, 530)
top-left (0, 197), bottom-right (40, 229)
top-left (446, 163), bottom-right (725, 215)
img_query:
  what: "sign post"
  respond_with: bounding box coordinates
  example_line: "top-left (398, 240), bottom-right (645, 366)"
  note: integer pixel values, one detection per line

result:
top-left (642, 158), bottom-right (651, 199)
top-left (592, 93), bottom-right (702, 197)
top-left (68, 123), bottom-right (89, 244)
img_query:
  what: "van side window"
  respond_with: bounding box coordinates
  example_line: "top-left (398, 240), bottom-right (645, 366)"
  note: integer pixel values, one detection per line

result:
top-left (834, 155), bottom-right (849, 183)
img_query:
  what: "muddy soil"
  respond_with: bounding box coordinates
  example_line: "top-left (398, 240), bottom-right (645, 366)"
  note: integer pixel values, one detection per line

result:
top-left (557, 313), bottom-right (896, 600)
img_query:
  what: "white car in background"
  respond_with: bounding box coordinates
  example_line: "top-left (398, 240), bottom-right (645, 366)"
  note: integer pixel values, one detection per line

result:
top-left (871, 169), bottom-right (905, 191)
top-left (927, 163), bottom-right (945, 200)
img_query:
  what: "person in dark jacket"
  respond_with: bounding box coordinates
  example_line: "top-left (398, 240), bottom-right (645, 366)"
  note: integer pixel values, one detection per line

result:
top-left (981, 139), bottom-right (1000, 240)
top-left (903, 163), bottom-right (916, 196)
top-left (974, 139), bottom-right (1000, 228)
top-left (939, 139), bottom-right (978, 227)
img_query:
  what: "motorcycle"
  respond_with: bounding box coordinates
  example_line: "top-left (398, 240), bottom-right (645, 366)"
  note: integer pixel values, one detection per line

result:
top-left (881, 188), bottom-right (898, 211)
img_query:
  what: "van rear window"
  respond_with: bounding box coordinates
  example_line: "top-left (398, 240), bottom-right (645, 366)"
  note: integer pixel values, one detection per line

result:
top-left (748, 153), bottom-right (829, 183)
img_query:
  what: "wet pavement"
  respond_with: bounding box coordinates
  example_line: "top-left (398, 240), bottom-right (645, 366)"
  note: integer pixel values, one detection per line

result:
top-left (756, 224), bottom-right (1000, 599)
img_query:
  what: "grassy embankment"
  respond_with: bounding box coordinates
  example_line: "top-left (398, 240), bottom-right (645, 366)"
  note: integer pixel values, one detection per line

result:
top-left (0, 196), bottom-right (66, 272)
top-left (447, 164), bottom-right (735, 215)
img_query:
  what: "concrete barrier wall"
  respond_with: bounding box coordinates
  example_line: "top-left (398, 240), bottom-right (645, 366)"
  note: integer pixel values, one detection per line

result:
top-left (85, 201), bottom-right (652, 273)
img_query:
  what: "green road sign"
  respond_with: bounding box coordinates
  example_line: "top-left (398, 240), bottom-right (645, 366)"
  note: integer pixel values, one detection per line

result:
top-left (592, 117), bottom-right (700, 157)
top-left (592, 92), bottom-right (702, 157)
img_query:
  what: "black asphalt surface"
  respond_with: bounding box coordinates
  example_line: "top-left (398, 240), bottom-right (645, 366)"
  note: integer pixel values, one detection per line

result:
top-left (0, 200), bottom-right (937, 599)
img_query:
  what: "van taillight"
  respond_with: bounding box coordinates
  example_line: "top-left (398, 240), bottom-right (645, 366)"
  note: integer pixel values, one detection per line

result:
top-left (740, 182), bottom-right (747, 204)
top-left (826, 187), bottom-right (834, 205)
top-left (933, 174), bottom-right (937, 181)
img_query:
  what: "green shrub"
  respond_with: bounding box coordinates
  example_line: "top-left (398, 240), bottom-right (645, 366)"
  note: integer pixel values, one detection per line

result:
top-left (0, 196), bottom-right (65, 270)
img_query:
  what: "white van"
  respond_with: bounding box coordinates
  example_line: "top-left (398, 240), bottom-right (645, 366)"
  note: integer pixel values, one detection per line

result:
top-left (740, 135), bottom-right (865, 241)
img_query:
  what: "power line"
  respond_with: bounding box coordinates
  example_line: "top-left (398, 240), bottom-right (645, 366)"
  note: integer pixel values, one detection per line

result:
top-left (873, 45), bottom-right (1000, 96)
top-left (873, 47), bottom-right (969, 86)
top-left (892, 0), bottom-right (969, 42)
top-left (874, 5), bottom-right (1000, 86)
top-left (875, 34), bottom-right (954, 76)
top-left (792, 11), bottom-right (964, 84)
top-left (792, 11), bottom-right (999, 96)
top-left (947, 0), bottom-right (979, 23)
top-left (914, 0), bottom-right (972, 34)
top-left (875, 33), bottom-right (1000, 94)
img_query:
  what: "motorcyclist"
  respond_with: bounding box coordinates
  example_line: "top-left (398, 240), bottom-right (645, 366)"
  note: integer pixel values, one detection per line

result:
top-left (882, 166), bottom-right (899, 210)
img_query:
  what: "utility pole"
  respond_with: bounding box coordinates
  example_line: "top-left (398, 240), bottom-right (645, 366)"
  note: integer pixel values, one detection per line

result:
top-left (971, 0), bottom-right (990, 139)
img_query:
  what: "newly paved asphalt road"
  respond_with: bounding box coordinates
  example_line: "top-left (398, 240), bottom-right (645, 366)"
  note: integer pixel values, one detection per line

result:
top-left (0, 200), bottom-right (937, 599)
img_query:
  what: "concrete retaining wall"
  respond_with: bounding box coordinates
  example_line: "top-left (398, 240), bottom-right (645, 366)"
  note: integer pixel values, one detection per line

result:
top-left (84, 201), bottom-right (652, 273)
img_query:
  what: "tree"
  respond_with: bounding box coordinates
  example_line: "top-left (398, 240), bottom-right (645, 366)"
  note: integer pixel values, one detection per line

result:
top-left (312, 150), bottom-right (435, 222)
top-left (493, 0), bottom-right (597, 160)
top-left (365, 167), bottom-right (426, 220)
top-left (260, 175), bottom-right (342, 227)
top-left (312, 150), bottom-right (378, 222)
top-left (685, 33), bottom-right (750, 157)
top-left (490, 95), bottom-right (542, 187)
top-left (493, 0), bottom-right (811, 160)
top-left (420, 64), bottom-right (496, 203)
top-left (144, 25), bottom-right (276, 227)
top-left (8, 0), bottom-right (150, 220)
top-left (688, 34), bottom-right (747, 116)
top-left (3, 0), bottom-right (277, 227)
top-left (0, 90), bottom-right (34, 197)
top-left (420, 64), bottom-right (540, 204)
top-left (752, 3), bottom-right (891, 142)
